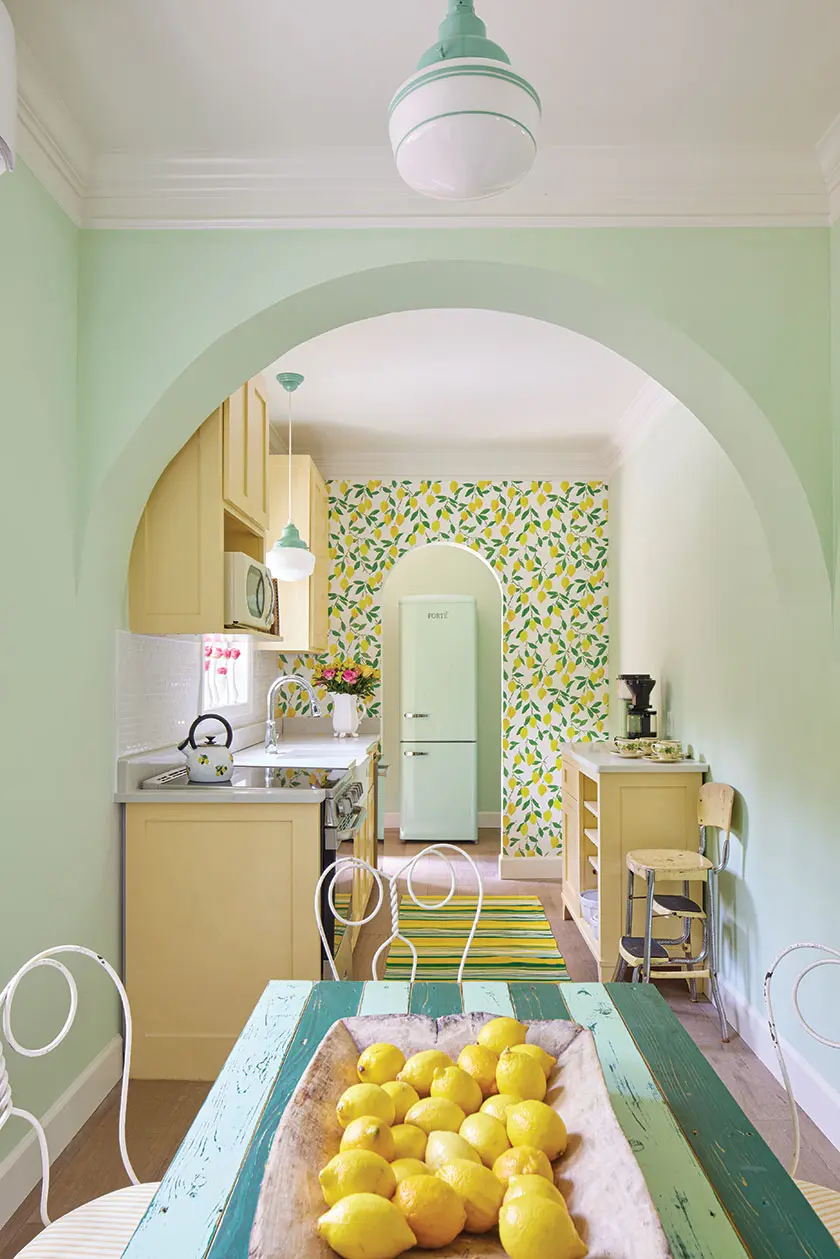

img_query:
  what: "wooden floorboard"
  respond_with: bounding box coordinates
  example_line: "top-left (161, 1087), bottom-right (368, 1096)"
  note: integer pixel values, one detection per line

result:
top-left (1, 828), bottom-right (836, 1256)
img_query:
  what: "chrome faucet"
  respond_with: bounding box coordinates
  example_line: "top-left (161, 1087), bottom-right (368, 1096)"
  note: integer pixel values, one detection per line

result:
top-left (265, 674), bottom-right (322, 751)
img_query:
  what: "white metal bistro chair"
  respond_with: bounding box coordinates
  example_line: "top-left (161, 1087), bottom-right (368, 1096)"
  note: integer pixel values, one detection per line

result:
top-left (315, 843), bottom-right (484, 981)
top-left (0, 946), bottom-right (159, 1257)
top-left (764, 943), bottom-right (840, 1244)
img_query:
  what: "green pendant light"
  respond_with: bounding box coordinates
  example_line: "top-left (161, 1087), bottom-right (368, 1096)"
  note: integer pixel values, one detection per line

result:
top-left (266, 373), bottom-right (316, 583)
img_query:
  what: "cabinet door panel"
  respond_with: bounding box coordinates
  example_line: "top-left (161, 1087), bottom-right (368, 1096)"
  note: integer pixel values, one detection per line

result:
top-left (223, 377), bottom-right (270, 530)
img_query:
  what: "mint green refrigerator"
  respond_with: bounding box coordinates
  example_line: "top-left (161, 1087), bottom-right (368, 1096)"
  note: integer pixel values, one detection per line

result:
top-left (399, 595), bottom-right (477, 844)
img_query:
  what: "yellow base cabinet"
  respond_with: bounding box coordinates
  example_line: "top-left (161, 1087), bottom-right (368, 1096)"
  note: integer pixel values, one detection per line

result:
top-left (560, 743), bottom-right (708, 984)
top-left (129, 376), bottom-right (278, 642)
top-left (125, 802), bottom-right (322, 1080)
top-left (266, 455), bottom-right (329, 653)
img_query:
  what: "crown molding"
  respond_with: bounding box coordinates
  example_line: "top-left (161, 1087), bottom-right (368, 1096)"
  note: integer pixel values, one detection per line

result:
top-left (15, 41), bottom-right (89, 224)
top-left (306, 448), bottom-right (612, 481)
top-left (604, 380), bottom-right (677, 475)
top-left (79, 143), bottom-right (829, 229)
top-left (816, 111), bottom-right (840, 224)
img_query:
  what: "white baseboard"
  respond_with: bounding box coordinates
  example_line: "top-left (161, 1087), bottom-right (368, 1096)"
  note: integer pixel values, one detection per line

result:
top-left (383, 812), bottom-right (501, 831)
top-left (498, 855), bottom-right (564, 881)
top-left (0, 1035), bottom-right (123, 1231)
top-left (719, 976), bottom-right (840, 1155)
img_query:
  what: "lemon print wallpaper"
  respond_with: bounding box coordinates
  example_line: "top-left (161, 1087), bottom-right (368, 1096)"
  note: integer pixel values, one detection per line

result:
top-left (279, 480), bottom-right (609, 858)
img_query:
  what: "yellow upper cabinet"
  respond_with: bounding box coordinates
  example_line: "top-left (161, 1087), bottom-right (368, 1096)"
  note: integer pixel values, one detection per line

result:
top-left (267, 455), bottom-right (329, 653)
top-left (223, 376), bottom-right (270, 532)
top-left (129, 377), bottom-right (278, 642)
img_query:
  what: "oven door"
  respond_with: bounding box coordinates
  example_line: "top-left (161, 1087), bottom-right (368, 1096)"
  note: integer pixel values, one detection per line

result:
top-left (320, 807), bottom-right (367, 973)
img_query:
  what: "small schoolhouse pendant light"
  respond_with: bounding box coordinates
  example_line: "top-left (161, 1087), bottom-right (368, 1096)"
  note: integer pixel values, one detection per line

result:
top-left (266, 373), bottom-right (317, 583)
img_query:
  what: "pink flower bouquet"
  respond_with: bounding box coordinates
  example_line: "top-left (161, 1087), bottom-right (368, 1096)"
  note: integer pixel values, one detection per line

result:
top-left (312, 659), bottom-right (379, 698)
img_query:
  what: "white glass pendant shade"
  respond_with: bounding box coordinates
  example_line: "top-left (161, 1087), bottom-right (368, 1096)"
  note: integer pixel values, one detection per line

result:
top-left (0, 2), bottom-right (16, 174)
top-left (389, 1), bottom-right (540, 201)
top-left (269, 372), bottom-right (316, 583)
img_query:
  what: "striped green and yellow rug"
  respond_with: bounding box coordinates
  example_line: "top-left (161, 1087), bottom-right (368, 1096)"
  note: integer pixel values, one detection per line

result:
top-left (384, 895), bottom-right (567, 981)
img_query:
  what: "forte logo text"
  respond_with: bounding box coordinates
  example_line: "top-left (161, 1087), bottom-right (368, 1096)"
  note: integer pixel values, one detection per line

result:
top-left (428, 612), bottom-right (449, 620)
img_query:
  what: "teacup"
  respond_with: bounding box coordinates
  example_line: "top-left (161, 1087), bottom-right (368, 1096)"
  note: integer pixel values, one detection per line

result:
top-left (634, 738), bottom-right (656, 755)
top-left (650, 739), bottom-right (683, 761)
top-left (613, 737), bottom-right (644, 758)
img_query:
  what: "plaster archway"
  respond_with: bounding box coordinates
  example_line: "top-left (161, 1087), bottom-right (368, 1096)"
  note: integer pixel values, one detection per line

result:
top-left (82, 259), bottom-right (829, 615)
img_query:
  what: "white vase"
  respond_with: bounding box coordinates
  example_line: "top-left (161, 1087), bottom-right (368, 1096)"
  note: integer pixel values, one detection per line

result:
top-left (332, 693), bottom-right (360, 739)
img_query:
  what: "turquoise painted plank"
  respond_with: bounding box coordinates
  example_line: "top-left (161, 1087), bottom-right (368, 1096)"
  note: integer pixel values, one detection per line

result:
top-left (122, 980), bottom-right (313, 1259)
top-left (563, 983), bottom-right (749, 1259)
top-left (509, 982), bottom-right (571, 1021)
top-left (608, 983), bottom-right (840, 1259)
top-left (207, 981), bottom-right (364, 1259)
top-left (461, 982), bottom-right (515, 1015)
top-left (409, 982), bottom-right (463, 1017)
top-left (359, 981), bottom-right (411, 1015)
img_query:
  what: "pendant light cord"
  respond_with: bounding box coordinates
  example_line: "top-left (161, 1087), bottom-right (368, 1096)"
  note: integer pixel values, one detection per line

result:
top-left (287, 388), bottom-right (293, 525)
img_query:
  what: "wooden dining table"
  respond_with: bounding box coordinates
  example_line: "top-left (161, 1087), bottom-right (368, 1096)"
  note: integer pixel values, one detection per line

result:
top-left (121, 980), bottom-right (837, 1259)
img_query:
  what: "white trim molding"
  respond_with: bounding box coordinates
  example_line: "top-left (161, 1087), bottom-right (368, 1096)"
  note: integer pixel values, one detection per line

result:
top-left (314, 451), bottom-right (612, 483)
top-left (0, 1036), bottom-right (123, 1231)
top-left (383, 812), bottom-right (501, 832)
top-left (719, 977), bottom-right (840, 1155)
top-left (605, 381), bottom-right (678, 476)
top-left (817, 111), bottom-right (840, 224)
top-left (14, 40), bottom-right (90, 224)
top-left (498, 854), bottom-right (564, 881)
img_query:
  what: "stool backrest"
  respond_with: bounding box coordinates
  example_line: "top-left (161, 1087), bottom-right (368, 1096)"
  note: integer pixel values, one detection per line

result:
top-left (764, 943), bottom-right (840, 1177)
top-left (697, 782), bottom-right (734, 872)
top-left (315, 844), bottom-right (484, 983)
top-left (0, 946), bottom-right (140, 1227)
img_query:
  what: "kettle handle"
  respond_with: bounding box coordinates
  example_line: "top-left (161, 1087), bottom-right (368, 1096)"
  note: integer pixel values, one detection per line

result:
top-left (178, 712), bottom-right (234, 751)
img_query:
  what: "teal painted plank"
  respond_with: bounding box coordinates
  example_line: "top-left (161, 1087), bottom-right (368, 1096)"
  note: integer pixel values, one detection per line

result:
top-left (608, 983), bottom-right (840, 1259)
top-left (564, 983), bottom-right (749, 1259)
top-left (122, 980), bottom-right (313, 1259)
top-left (509, 982), bottom-right (571, 1022)
top-left (409, 982), bottom-right (463, 1017)
top-left (359, 981), bottom-right (411, 1015)
top-left (207, 981), bottom-right (364, 1259)
top-left (461, 982), bottom-right (515, 1015)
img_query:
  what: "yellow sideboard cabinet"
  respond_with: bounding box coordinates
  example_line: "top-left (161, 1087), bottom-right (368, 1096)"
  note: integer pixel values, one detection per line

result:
top-left (266, 454), bottom-right (329, 653)
top-left (125, 801), bottom-right (322, 1079)
top-left (129, 376), bottom-right (279, 643)
top-left (560, 742), bottom-right (709, 982)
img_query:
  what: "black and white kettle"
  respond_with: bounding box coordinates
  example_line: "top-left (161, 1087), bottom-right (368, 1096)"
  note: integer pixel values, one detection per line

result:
top-left (178, 714), bottom-right (235, 783)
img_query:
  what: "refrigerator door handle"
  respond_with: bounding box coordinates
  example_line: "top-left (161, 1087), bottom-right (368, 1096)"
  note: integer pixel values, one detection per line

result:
top-left (403, 712), bottom-right (429, 719)
top-left (403, 750), bottom-right (429, 757)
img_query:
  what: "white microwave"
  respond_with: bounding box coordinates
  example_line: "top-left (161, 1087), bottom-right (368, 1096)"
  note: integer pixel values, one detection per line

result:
top-left (224, 552), bottom-right (277, 633)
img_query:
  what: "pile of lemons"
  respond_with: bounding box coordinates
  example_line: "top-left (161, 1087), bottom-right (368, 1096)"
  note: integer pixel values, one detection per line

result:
top-left (316, 1016), bottom-right (587, 1259)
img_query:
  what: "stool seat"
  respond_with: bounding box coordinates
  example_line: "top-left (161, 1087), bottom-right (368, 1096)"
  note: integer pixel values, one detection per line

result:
top-left (652, 893), bottom-right (705, 919)
top-left (627, 848), bottom-right (713, 879)
top-left (619, 937), bottom-right (670, 964)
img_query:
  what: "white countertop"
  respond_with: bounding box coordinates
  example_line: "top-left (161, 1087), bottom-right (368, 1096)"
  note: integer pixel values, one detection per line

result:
top-left (561, 741), bottom-right (709, 776)
top-left (235, 735), bottom-right (378, 771)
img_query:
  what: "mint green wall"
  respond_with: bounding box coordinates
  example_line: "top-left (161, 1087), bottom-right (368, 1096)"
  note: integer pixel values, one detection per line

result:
top-left (611, 400), bottom-right (840, 1098)
top-left (380, 544), bottom-right (502, 817)
top-left (0, 166), bottom-right (120, 1165)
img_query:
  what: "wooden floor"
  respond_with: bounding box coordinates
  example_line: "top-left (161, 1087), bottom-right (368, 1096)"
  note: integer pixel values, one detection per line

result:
top-left (1, 828), bottom-right (838, 1256)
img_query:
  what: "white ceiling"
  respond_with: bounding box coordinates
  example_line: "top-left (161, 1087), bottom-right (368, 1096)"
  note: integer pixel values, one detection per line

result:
top-left (263, 309), bottom-right (656, 478)
top-left (9, 1), bottom-right (840, 224)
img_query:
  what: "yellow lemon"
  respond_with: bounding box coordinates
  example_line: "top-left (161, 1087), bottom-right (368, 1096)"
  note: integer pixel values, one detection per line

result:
top-left (481, 1093), bottom-right (523, 1123)
top-left (340, 1117), bottom-right (396, 1161)
top-left (496, 1049), bottom-right (547, 1102)
top-left (506, 1100), bottom-right (568, 1160)
top-left (394, 1175), bottom-right (466, 1248)
top-left (509, 1043), bottom-right (558, 1078)
top-left (317, 1193), bottom-right (417, 1259)
top-left (397, 1050), bottom-right (453, 1097)
top-left (504, 1175), bottom-right (567, 1208)
top-left (382, 1081), bottom-right (419, 1123)
top-left (424, 1130), bottom-right (482, 1172)
top-left (403, 1097), bottom-right (465, 1135)
top-left (457, 1043), bottom-right (500, 1098)
top-left (436, 1159), bottom-right (505, 1233)
top-left (430, 1065), bottom-right (483, 1115)
top-left (357, 1043), bottom-right (406, 1085)
top-left (390, 1123), bottom-right (427, 1161)
top-left (391, 1158), bottom-right (430, 1185)
top-left (498, 1196), bottom-right (588, 1259)
top-left (459, 1112), bottom-right (511, 1167)
top-left (319, 1150), bottom-right (397, 1206)
top-left (336, 1084), bottom-right (396, 1129)
top-left (477, 1017), bottom-right (528, 1055)
top-left (492, 1145), bottom-right (554, 1188)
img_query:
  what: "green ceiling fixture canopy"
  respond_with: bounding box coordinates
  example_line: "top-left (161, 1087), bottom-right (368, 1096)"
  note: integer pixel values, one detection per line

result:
top-left (417, 0), bottom-right (511, 69)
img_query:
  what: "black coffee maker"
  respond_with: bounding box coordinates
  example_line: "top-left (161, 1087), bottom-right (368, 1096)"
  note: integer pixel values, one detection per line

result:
top-left (618, 674), bottom-right (658, 739)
